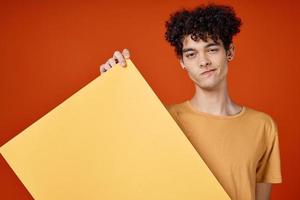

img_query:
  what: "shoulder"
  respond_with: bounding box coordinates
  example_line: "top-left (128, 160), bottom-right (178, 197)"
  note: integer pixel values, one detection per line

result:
top-left (165, 101), bottom-right (188, 113)
top-left (164, 101), bottom-right (188, 119)
top-left (245, 107), bottom-right (278, 137)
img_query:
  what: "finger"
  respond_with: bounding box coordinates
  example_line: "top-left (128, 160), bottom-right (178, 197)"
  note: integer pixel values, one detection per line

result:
top-left (104, 62), bottom-right (112, 71)
top-left (113, 51), bottom-right (126, 67)
top-left (100, 64), bottom-right (107, 74)
top-left (122, 48), bottom-right (130, 59)
top-left (102, 63), bottom-right (112, 73)
top-left (107, 58), bottom-right (117, 67)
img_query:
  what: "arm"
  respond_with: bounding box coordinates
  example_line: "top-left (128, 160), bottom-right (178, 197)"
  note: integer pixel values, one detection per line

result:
top-left (255, 183), bottom-right (272, 200)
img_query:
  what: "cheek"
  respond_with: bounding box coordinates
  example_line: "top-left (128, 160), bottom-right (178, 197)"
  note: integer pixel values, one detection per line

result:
top-left (215, 57), bottom-right (228, 72)
top-left (185, 67), bottom-right (200, 82)
top-left (186, 67), bottom-right (200, 78)
top-left (216, 63), bottom-right (228, 78)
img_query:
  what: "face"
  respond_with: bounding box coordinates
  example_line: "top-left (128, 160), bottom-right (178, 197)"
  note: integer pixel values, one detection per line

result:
top-left (180, 35), bottom-right (234, 91)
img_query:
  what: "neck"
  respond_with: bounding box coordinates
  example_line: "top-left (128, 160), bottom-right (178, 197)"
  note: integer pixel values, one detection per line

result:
top-left (190, 80), bottom-right (242, 116)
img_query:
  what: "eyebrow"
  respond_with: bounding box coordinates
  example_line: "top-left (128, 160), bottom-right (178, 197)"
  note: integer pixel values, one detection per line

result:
top-left (182, 42), bottom-right (220, 53)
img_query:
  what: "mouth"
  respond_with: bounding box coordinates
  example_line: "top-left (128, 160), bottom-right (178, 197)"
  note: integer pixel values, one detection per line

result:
top-left (201, 69), bottom-right (217, 75)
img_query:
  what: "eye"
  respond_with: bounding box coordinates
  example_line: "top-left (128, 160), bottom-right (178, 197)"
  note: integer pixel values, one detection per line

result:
top-left (208, 48), bottom-right (219, 53)
top-left (186, 53), bottom-right (196, 58)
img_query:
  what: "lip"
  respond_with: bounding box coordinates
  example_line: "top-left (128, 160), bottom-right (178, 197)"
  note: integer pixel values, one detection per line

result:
top-left (201, 69), bottom-right (217, 75)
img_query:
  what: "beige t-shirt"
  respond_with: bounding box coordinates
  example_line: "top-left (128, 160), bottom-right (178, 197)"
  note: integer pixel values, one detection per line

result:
top-left (166, 101), bottom-right (282, 200)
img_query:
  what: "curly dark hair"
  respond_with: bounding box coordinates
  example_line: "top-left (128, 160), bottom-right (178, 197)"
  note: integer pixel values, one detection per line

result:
top-left (165, 4), bottom-right (242, 58)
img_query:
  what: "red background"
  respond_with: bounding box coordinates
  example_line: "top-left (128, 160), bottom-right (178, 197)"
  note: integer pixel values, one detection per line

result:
top-left (1, 0), bottom-right (299, 199)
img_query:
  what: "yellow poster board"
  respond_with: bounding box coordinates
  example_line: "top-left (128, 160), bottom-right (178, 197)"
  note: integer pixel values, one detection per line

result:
top-left (0, 59), bottom-right (230, 199)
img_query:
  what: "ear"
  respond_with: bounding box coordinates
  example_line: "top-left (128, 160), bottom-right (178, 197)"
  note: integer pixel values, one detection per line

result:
top-left (180, 58), bottom-right (187, 70)
top-left (227, 43), bottom-right (235, 61)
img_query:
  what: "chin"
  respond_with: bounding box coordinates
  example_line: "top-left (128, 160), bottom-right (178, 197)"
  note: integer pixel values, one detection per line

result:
top-left (200, 85), bottom-right (217, 91)
top-left (196, 82), bottom-right (217, 91)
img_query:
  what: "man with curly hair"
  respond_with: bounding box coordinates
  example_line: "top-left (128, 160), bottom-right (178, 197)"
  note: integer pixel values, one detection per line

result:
top-left (100, 4), bottom-right (282, 200)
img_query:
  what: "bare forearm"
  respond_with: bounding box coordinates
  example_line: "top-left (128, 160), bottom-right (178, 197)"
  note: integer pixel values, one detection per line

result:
top-left (255, 183), bottom-right (272, 200)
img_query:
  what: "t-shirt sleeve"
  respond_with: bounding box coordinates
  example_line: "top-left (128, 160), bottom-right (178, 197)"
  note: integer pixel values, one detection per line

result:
top-left (256, 118), bottom-right (282, 183)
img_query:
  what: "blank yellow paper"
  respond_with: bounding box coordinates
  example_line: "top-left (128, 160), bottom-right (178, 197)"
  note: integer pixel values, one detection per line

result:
top-left (0, 59), bottom-right (230, 199)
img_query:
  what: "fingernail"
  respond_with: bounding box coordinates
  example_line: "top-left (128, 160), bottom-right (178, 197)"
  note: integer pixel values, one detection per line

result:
top-left (121, 61), bottom-right (126, 67)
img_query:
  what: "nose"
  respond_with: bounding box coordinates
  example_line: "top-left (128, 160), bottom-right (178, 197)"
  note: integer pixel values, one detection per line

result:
top-left (198, 54), bottom-right (211, 68)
